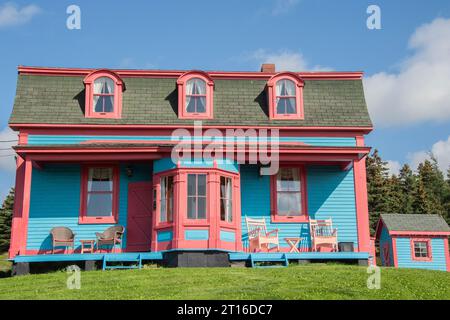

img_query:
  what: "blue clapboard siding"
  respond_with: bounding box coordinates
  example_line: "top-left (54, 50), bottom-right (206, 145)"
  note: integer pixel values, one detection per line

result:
top-left (185, 229), bottom-right (209, 240)
top-left (240, 165), bottom-right (358, 250)
top-left (395, 237), bottom-right (447, 271)
top-left (220, 230), bottom-right (236, 242)
top-left (28, 135), bottom-right (356, 147)
top-left (153, 157), bottom-right (239, 174)
top-left (379, 226), bottom-right (393, 266)
top-left (157, 230), bottom-right (173, 242)
top-left (27, 163), bottom-right (152, 251)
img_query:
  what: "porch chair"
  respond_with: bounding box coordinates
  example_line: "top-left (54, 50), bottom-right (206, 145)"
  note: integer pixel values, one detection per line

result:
top-left (245, 217), bottom-right (280, 252)
top-left (50, 227), bottom-right (75, 254)
top-left (95, 226), bottom-right (125, 253)
top-left (309, 218), bottom-right (338, 252)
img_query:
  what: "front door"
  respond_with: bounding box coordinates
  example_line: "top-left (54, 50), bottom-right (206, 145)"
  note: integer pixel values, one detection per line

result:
top-left (126, 182), bottom-right (153, 252)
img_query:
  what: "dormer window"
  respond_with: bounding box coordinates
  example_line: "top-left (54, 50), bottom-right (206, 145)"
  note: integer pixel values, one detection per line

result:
top-left (83, 70), bottom-right (124, 119)
top-left (177, 71), bottom-right (214, 119)
top-left (267, 72), bottom-right (304, 120)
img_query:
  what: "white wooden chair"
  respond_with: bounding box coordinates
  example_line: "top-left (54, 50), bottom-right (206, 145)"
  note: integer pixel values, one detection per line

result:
top-left (245, 217), bottom-right (280, 252)
top-left (309, 218), bottom-right (338, 252)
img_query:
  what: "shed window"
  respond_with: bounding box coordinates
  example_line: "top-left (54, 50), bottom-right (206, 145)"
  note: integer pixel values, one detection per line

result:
top-left (413, 241), bottom-right (430, 258)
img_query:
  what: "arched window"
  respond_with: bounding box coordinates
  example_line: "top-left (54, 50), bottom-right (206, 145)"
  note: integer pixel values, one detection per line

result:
top-left (177, 71), bottom-right (214, 119)
top-left (267, 72), bottom-right (304, 120)
top-left (83, 70), bottom-right (124, 119)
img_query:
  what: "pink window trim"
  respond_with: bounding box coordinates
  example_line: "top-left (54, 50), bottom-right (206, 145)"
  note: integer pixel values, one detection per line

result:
top-left (79, 164), bottom-right (119, 224)
top-left (270, 165), bottom-right (308, 223)
top-left (267, 72), bottom-right (304, 120)
top-left (410, 238), bottom-right (433, 262)
top-left (83, 69), bottom-right (124, 119)
top-left (177, 71), bottom-right (214, 119)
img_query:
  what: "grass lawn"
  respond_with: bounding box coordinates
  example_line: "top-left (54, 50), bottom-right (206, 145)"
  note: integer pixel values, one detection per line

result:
top-left (0, 253), bottom-right (12, 277)
top-left (0, 263), bottom-right (448, 300)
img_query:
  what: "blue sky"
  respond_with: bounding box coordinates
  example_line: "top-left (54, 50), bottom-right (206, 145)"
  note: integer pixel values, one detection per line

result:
top-left (1, 0), bottom-right (450, 201)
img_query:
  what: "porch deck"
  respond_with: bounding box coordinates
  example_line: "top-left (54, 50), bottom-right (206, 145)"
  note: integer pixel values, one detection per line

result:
top-left (11, 250), bottom-right (369, 264)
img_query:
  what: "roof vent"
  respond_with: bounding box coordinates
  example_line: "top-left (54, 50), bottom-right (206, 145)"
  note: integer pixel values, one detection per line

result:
top-left (260, 63), bottom-right (275, 73)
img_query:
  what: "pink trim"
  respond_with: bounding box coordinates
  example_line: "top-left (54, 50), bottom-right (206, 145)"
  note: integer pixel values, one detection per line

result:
top-left (11, 123), bottom-right (374, 134)
top-left (410, 238), bottom-right (433, 262)
top-left (443, 238), bottom-right (450, 272)
top-left (8, 156), bottom-right (32, 259)
top-left (177, 71), bottom-right (214, 119)
top-left (392, 236), bottom-right (399, 268)
top-left (83, 70), bottom-right (124, 119)
top-left (79, 164), bottom-right (119, 224)
top-left (270, 165), bottom-right (308, 223)
top-left (267, 72), bottom-right (304, 120)
top-left (354, 136), bottom-right (370, 253)
top-left (18, 66), bottom-right (364, 80)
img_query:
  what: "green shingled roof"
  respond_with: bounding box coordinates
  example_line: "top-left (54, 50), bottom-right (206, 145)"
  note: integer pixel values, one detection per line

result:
top-left (381, 214), bottom-right (450, 233)
top-left (9, 74), bottom-right (373, 127)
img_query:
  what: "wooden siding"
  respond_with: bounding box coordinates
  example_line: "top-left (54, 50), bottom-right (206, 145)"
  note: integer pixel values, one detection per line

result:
top-left (27, 163), bottom-right (152, 251)
top-left (27, 135), bottom-right (356, 147)
top-left (240, 165), bottom-right (358, 250)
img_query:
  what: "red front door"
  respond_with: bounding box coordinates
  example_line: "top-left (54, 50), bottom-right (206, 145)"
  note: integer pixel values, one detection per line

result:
top-left (126, 182), bottom-right (153, 252)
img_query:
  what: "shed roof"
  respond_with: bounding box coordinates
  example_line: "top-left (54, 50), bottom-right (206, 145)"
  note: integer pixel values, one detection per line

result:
top-left (380, 214), bottom-right (450, 233)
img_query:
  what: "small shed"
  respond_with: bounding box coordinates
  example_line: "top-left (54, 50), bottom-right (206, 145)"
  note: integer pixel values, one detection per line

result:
top-left (375, 214), bottom-right (450, 272)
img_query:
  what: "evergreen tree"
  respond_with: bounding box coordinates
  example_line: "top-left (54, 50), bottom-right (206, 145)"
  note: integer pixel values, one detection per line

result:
top-left (416, 158), bottom-right (446, 215)
top-left (0, 188), bottom-right (14, 252)
top-left (412, 178), bottom-right (434, 214)
top-left (366, 149), bottom-right (390, 233)
top-left (398, 164), bottom-right (415, 213)
top-left (385, 175), bottom-right (404, 214)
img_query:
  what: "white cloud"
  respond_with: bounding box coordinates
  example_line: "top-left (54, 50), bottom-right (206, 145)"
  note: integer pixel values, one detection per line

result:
top-left (249, 49), bottom-right (332, 72)
top-left (0, 126), bottom-right (17, 173)
top-left (408, 135), bottom-right (450, 173)
top-left (271, 0), bottom-right (300, 16)
top-left (386, 160), bottom-right (401, 176)
top-left (0, 2), bottom-right (41, 28)
top-left (364, 18), bottom-right (450, 127)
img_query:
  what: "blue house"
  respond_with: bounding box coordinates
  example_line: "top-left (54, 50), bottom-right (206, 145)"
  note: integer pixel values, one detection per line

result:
top-left (376, 214), bottom-right (450, 272)
top-left (8, 64), bottom-right (375, 273)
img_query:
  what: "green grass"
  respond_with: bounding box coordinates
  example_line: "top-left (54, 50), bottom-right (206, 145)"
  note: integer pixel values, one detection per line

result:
top-left (0, 253), bottom-right (12, 277)
top-left (0, 263), bottom-right (448, 300)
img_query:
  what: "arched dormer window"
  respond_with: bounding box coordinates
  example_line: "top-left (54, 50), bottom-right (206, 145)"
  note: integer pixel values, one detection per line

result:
top-left (83, 70), bottom-right (124, 119)
top-left (267, 72), bottom-right (304, 120)
top-left (177, 71), bottom-right (214, 119)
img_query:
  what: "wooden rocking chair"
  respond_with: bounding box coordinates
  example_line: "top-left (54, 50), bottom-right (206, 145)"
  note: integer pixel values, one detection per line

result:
top-left (309, 218), bottom-right (338, 252)
top-left (245, 217), bottom-right (280, 252)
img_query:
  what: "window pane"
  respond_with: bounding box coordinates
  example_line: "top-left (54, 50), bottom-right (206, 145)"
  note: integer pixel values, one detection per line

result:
top-left (88, 168), bottom-right (113, 192)
top-left (220, 177), bottom-right (233, 222)
top-left (87, 193), bottom-right (113, 216)
top-left (195, 97), bottom-right (206, 113)
top-left (197, 197), bottom-right (206, 219)
top-left (187, 174), bottom-right (196, 196)
top-left (277, 168), bottom-right (300, 191)
top-left (197, 174), bottom-right (207, 196)
top-left (167, 176), bottom-right (174, 222)
top-left (276, 79), bottom-right (295, 96)
top-left (187, 197), bottom-right (196, 219)
top-left (93, 77), bottom-right (114, 94)
top-left (286, 98), bottom-right (296, 114)
top-left (93, 95), bottom-right (102, 112)
top-left (160, 177), bottom-right (167, 222)
top-left (186, 96), bottom-right (196, 113)
top-left (187, 78), bottom-right (206, 95)
top-left (103, 96), bottom-right (114, 112)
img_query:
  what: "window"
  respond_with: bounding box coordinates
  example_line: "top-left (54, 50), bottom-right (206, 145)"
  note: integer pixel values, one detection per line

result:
top-left (271, 167), bottom-right (307, 222)
top-left (83, 69), bottom-right (124, 119)
top-left (160, 176), bottom-right (174, 223)
top-left (411, 239), bottom-right (432, 261)
top-left (276, 79), bottom-right (296, 114)
top-left (186, 78), bottom-right (206, 113)
top-left (80, 165), bottom-right (119, 224)
top-left (93, 77), bottom-right (115, 113)
top-left (177, 71), bottom-right (214, 119)
top-left (267, 72), bottom-right (304, 120)
top-left (220, 176), bottom-right (233, 223)
top-left (187, 174), bottom-right (207, 219)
